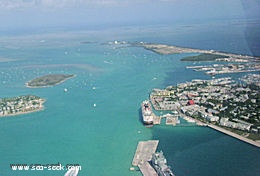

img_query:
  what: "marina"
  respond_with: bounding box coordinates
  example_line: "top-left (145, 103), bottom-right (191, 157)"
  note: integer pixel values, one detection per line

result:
top-left (141, 100), bottom-right (180, 126)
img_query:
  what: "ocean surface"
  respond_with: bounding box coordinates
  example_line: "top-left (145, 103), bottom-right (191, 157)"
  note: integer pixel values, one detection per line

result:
top-left (0, 21), bottom-right (260, 176)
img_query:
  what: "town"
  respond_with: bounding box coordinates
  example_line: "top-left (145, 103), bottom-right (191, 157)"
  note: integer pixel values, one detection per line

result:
top-left (0, 95), bottom-right (45, 117)
top-left (150, 74), bottom-right (260, 141)
top-left (186, 63), bottom-right (260, 75)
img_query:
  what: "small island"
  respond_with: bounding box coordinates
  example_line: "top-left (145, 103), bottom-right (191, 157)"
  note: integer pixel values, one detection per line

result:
top-left (0, 95), bottom-right (45, 117)
top-left (26, 74), bottom-right (75, 88)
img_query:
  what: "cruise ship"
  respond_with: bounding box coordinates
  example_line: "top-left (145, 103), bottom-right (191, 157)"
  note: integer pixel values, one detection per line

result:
top-left (141, 100), bottom-right (154, 125)
top-left (151, 151), bottom-right (175, 176)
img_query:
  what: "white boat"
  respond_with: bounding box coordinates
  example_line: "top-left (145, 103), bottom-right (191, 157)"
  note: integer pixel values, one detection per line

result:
top-left (64, 167), bottom-right (79, 176)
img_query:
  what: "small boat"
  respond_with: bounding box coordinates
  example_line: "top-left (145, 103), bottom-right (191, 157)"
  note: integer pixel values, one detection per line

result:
top-left (64, 167), bottom-right (79, 176)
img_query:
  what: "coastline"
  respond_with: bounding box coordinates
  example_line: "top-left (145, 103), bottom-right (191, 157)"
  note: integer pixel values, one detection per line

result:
top-left (178, 111), bottom-right (260, 147)
top-left (180, 112), bottom-right (260, 148)
top-left (207, 124), bottom-right (260, 148)
top-left (0, 102), bottom-right (45, 118)
top-left (136, 42), bottom-right (260, 60)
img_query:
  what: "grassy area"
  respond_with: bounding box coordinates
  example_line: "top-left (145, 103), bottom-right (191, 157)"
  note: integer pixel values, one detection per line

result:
top-left (247, 133), bottom-right (260, 141)
top-left (181, 53), bottom-right (228, 61)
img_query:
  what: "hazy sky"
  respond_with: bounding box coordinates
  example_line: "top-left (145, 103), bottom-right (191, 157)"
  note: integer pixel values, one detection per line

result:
top-left (0, 0), bottom-right (259, 31)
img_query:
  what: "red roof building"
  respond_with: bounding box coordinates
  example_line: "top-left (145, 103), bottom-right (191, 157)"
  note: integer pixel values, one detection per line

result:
top-left (187, 100), bottom-right (195, 106)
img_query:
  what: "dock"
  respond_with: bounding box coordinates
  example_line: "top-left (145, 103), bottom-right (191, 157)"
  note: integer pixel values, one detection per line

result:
top-left (153, 113), bottom-right (180, 126)
top-left (153, 114), bottom-right (161, 125)
top-left (138, 161), bottom-right (158, 176)
top-left (132, 140), bottom-right (159, 176)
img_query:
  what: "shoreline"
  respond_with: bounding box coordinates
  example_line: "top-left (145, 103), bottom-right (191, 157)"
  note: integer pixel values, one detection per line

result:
top-left (207, 124), bottom-right (260, 148)
top-left (0, 99), bottom-right (45, 118)
top-left (0, 105), bottom-right (45, 118)
top-left (150, 105), bottom-right (259, 147)
top-left (136, 42), bottom-right (260, 60)
top-left (179, 111), bottom-right (260, 147)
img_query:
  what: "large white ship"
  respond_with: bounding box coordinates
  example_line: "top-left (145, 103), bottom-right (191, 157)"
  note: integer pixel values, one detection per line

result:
top-left (141, 100), bottom-right (154, 125)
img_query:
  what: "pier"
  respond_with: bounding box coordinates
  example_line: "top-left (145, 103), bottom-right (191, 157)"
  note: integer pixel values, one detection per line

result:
top-left (132, 140), bottom-right (159, 176)
top-left (153, 114), bottom-right (161, 125)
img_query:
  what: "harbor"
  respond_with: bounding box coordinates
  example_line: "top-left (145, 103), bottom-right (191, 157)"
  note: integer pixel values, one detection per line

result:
top-left (141, 100), bottom-right (180, 126)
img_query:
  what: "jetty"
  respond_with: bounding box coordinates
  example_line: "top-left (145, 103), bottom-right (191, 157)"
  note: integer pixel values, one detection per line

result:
top-left (153, 114), bottom-right (161, 125)
top-left (153, 113), bottom-right (180, 126)
top-left (132, 140), bottom-right (159, 176)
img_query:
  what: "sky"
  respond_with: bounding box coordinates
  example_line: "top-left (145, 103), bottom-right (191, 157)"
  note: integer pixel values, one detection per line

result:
top-left (0, 0), bottom-right (259, 32)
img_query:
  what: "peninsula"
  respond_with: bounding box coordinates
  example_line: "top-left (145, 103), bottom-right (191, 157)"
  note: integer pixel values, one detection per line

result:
top-left (149, 75), bottom-right (260, 147)
top-left (0, 95), bottom-right (45, 117)
top-left (26, 74), bottom-right (75, 88)
top-left (135, 42), bottom-right (259, 62)
top-left (136, 42), bottom-right (260, 75)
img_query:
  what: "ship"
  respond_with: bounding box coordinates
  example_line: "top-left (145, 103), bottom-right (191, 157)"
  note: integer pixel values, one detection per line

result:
top-left (141, 100), bottom-right (154, 125)
top-left (151, 151), bottom-right (175, 176)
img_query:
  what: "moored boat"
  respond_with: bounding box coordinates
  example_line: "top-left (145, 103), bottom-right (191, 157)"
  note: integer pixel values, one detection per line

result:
top-left (151, 151), bottom-right (175, 176)
top-left (141, 100), bottom-right (154, 125)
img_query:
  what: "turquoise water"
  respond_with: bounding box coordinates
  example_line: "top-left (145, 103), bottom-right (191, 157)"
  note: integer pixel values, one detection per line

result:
top-left (0, 23), bottom-right (260, 176)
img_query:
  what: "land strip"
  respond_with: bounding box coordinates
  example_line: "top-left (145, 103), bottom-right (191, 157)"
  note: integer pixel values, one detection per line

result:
top-left (135, 42), bottom-right (259, 61)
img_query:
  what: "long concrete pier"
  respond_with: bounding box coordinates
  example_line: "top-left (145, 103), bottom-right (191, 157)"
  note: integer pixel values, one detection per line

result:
top-left (138, 161), bottom-right (158, 176)
top-left (132, 140), bottom-right (159, 176)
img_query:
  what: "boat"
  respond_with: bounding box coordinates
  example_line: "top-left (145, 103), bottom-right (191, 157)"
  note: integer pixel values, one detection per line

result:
top-left (64, 167), bottom-right (79, 176)
top-left (141, 100), bottom-right (153, 125)
top-left (151, 151), bottom-right (175, 176)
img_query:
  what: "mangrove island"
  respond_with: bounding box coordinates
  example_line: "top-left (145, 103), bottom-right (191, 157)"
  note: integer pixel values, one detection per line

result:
top-left (26, 74), bottom-right (75, 88)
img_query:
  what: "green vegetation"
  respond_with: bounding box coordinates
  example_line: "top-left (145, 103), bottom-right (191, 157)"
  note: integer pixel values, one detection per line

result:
top-left (181, 53), bottom-right (228, 61)
top-left (248, 133), bottom-right (260, 141)
top-left (27, 74), bottom-right (75, 88)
